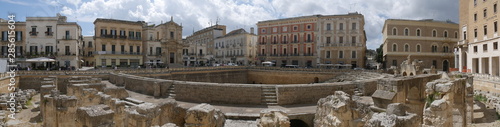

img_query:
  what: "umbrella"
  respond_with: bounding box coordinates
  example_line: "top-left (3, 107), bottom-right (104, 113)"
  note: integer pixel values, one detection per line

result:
top-left (25, 57), bottom-right (56, 62)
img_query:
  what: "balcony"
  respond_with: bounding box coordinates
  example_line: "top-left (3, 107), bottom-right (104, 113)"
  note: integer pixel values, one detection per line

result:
top-left (102, 34), bottom-right (116, 39)
top-left (45, 32), bottom-right (53, 36)
top-left (94, 51), bottom-right (142, 55)
top-left (258, 54), bottom-right (267, 56)
top-left (29, 31), bottom-right (38, 36)
top-left (281, 41), bottom-right (288, 44)
top-left (291, 41), bottom-right (299, 43)
top-left (291, 54), bottom-right (299, 56)
top-left (62, 36), bottom-right (73, 40)
top-left (118, 35), bottom-right (127, 39)
top-left (270, 54), bottom-right (279, 56)
top-left (458, 40), bottom-right (468, 46)
top-left (305, 40), bottom-right (313, 43)
top-left (303, 53), bottom-right (314, 56)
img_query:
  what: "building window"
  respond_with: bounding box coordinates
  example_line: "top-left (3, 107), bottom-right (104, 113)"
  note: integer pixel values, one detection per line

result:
top-left (102, 45), bottom-right (106, 51)
top-left (307, 25), bottom-right (311, 30)
top-left (339, 23), bottom-right (344, 30)
top-left (31, 26), bottom-right (37, 36)
top-left (137, 46), bottom-right (140, 53)
top-left (483, 44), bottom-right (488, 51)
top-left (474, 13), bottom-right (477, 21)
top-left (474, 0), bottom-right (477, 6)
top-left (326, 51), bottom-right (331, 58)
top-left (46, 26), bottom-right (53, 36)
top-left (156, 47), bottom-right (162, 55)
top-left (15, 31), bottom-right (22, 41)
top-left (474, 46), bottom-right (478, 52)
top-left (432, 30), bottom-right (437, 37)
top-left (404, 28), bottom-right (409, 36)
top-left (273, 27), bottom-right (277, 32)
top-left (339, 37), bottom-right (344, 43)
top-left (392, 44), bottom-right (397, 51)
top-left (307, 34), bottom-right (311, 42)
top-left (170, 32), bottom-right (174, 38)
top-left (432, 60), bottom-right (437, 67)
top-left (326, 37), bottom-right (331, 44)
top-left (484, 9), bottom-right (487, 18)
top-left (484, 25), bottom-right (488, 35)
top-left (130, 46), bottom-right (133, 53)
top-left (455, 32), bottom-right (458, 38)
top-left (121, 45), bottom-right (125, 53)
top-left (416, 29), bottom-right (421, 36)
top-left (352, 36), bottom-right (356, 43)
top-left (392, 60), bottom-right (397, 67)
top-left (392, 28), bottom-right (397, 35)
top-left (352, 23), bottom-right (357, 30)
top-left (283, 27), bottom-right (287, 32)
top-left (294, 35), bottom-right (298, 42)
top-left (293, 48), bottom-right (298, 54)
top-left (339, 51), bottom-right (344, 58)
top-left (65, 46), bottom-right (70, 55)
top-left (417, 45), bottom-right (421, 52)
top-left (351, 51), bottom-right (356, 58)
top-left (495, 21), bottom-right (498, 33)
top-left (494, 42), bottom-right (498, 50)
top-left (432, 45), bottom-right (438, 52)
top-left (463, 31), bottom-right (467, 40)
top-left (474, 29), bottom-right (478, 38)
top-left (443, 46), bottom-right (449, 52)
top-left (293, 26), bottom-right (298, 31)
top-left (88, 41), bottom-right (92, 47)
top-left (326, 23), bottom-right (331, 30)
top-left (111, 45), bottom-right (115, 52)
top-left (404, 44), bottom-right (409, 52)
top-left (495, 3), bottom-right (498, 13)
top-left (444, 31), bottom-right (448, 37)
top-left (261, 29), bottom-right (266, 33)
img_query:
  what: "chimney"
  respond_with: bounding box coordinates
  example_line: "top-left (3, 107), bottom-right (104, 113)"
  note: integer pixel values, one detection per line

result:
top-left (250, 27), bottom-right (254, 34)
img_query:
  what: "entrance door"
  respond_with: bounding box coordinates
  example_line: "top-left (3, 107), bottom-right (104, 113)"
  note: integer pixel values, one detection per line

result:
top-left (170, 53), bottom-right (175, 63)
top-left (443, 60), bottom-right (449, 72)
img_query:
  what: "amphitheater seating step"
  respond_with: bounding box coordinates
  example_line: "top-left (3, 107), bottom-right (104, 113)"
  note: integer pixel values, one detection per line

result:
top-left (261, 86), bottom-right (278, 105)
top-left (167, 85), bottom-right (176, 98)
top-left (125, 97), bottom-right (144, 104)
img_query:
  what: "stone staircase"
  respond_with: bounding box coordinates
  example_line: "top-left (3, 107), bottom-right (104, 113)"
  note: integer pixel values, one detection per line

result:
top-left (167, 84), bottom-right (176, 98)
top-left (123, 97), bottom-right (144, 107)
top-left (261, 86), bottom-right (278, 105)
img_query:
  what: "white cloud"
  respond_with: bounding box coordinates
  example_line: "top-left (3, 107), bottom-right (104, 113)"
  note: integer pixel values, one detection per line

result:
top-left (53, 0), bottom-right (458, 49)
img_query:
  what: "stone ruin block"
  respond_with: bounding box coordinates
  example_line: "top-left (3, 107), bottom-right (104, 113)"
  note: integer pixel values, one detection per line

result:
top-left (371, 90), bottom-right (396, 109)
top-left (257, 109), bottom-right (290, 127)
top-left (42, 92), bottom-right (78, 127)
top-left (365, 103), bottom-right (419, 127)
top-left (158, 99), bottom-right (186, 126)
top-left (103, 87), bottom-right (129, 99)
top-left (422, 73), bottom-right (473, 127)
top-left (76, 104), bottom-right (115, 127)
top-left (314, 91), bottom-right (363, 127)
top-left (125, 103), bottom-right (162, 127)
top-left (184, 103), bottom-right (225, 127)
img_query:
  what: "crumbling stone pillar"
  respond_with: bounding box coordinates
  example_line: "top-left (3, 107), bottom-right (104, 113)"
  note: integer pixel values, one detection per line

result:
top-left (314, 91), bottom-right (362, 127)
top-left (184, 103), bottom-right (225, 127)
top-left (76, 104), bottom-right (115, 127)
top-left (158, 99), bottom-right (186, 126)
top-left (365, 103), bottom-right (419, 127)
top-left (257, 109), bottom-right (290, 127)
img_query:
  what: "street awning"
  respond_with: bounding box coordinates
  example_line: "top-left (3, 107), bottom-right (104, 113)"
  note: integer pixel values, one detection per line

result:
top-left (25, 57), bottom-right (56, 62)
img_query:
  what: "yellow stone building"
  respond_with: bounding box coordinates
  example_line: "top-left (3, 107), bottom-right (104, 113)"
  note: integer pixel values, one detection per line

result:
top-left (382, 19), bottom-right (458, 71)
top-left (93, 18), bottom-right (145, 68)
top-left (184, 25), bottom-right (226, 66)
top-left (143, 17), bottom-right (185, 67)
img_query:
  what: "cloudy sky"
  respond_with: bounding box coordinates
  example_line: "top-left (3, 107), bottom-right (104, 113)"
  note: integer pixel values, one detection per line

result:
top-left (0, 0), bottom-right (458, 49)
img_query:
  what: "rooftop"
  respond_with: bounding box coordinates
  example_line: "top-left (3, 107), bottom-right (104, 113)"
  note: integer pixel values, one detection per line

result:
top-left (257, 12), bottom-right (363, 24)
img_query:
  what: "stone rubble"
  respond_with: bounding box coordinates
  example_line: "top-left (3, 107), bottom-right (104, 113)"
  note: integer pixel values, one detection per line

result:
top-left (257, 109), bottom-right (290, 127)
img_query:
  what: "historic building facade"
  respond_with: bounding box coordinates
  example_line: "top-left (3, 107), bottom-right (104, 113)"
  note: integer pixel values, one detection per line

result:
top-left (56, 22), bottom-right (82, 68)
top-left (81, 36), bottom-right (95, 67)
top-left (213, 28), bottom-right (258, 65)
top-left (257, 13), bottom-right (366, 68)
top-left (184, 25), bottom-right (226, 66)
top-left (317, 13), bottom-right (366, 68)
top-left (0, 18), bottom-right (25, 62)
top-left (458, 0), bottom-right (500, 76)
top-left (382, 19), bottom-right (458, 72)
top-left (143, 17), bottom-right (185, 67)
top-left (93, 18), bottom-right (144, 68)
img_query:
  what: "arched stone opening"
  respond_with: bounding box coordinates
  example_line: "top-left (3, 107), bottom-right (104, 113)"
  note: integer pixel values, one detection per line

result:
top-left (410, 73), bottom-right (414, 76)
top-left (403, 72), bottom-right (407, 76)
top-left (314, 77), bottom-right (319, 83)
top-left (290, 119), bottom-right (309, 127)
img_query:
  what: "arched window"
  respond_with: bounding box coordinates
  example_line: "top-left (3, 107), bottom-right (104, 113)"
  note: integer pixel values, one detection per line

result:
top-left (392, 44), bottom-right (397, 51)
top-left (392, 28), bottom-right (397, 35)
top-left (444, 31), bottom-right (448, 38)
top-left (404, 44), bottom-right (409, 52)
top-left (454, 32), bottom-right (458, 38)
top-left (416, 44), bottom-right (421, 52)
top-left (404, 28), bottom-right (409, 36)
top-left (432, 45), bottom-right (438, 52)
top-left (443, 46), bottom-right (449, 52)
top-left (432, 30), bottom-right (437, 37)
top-left (416, 29), bottom-right (421, 36)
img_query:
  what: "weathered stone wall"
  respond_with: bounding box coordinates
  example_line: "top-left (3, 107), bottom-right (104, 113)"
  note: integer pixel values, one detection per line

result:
top-left (422, 74), bottom-right (474, 127)
top-left (162, 69), bottom-right (248, 84)
top-left (18, 74), bottom-right (108, 91)
top-left (248, 70), bottom-right (338, 84)
top-left (110, 73), bottom-right (173, 98)
top-left (184, 103), bottom-right (225, 127)
top-left (175, 81), bottom-right (263, 105)
top-left (0, 76), bottom-right (19, 93)
top-left (473, 74), bottom-right (500, 94)
top-left (314, 91), bottom-right (363, 127)
top-left (276, 82), bottom-right (356, 105)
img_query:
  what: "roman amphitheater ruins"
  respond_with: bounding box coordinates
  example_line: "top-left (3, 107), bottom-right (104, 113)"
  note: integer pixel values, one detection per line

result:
top-left (0, 57), bottom-right (499, 127)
